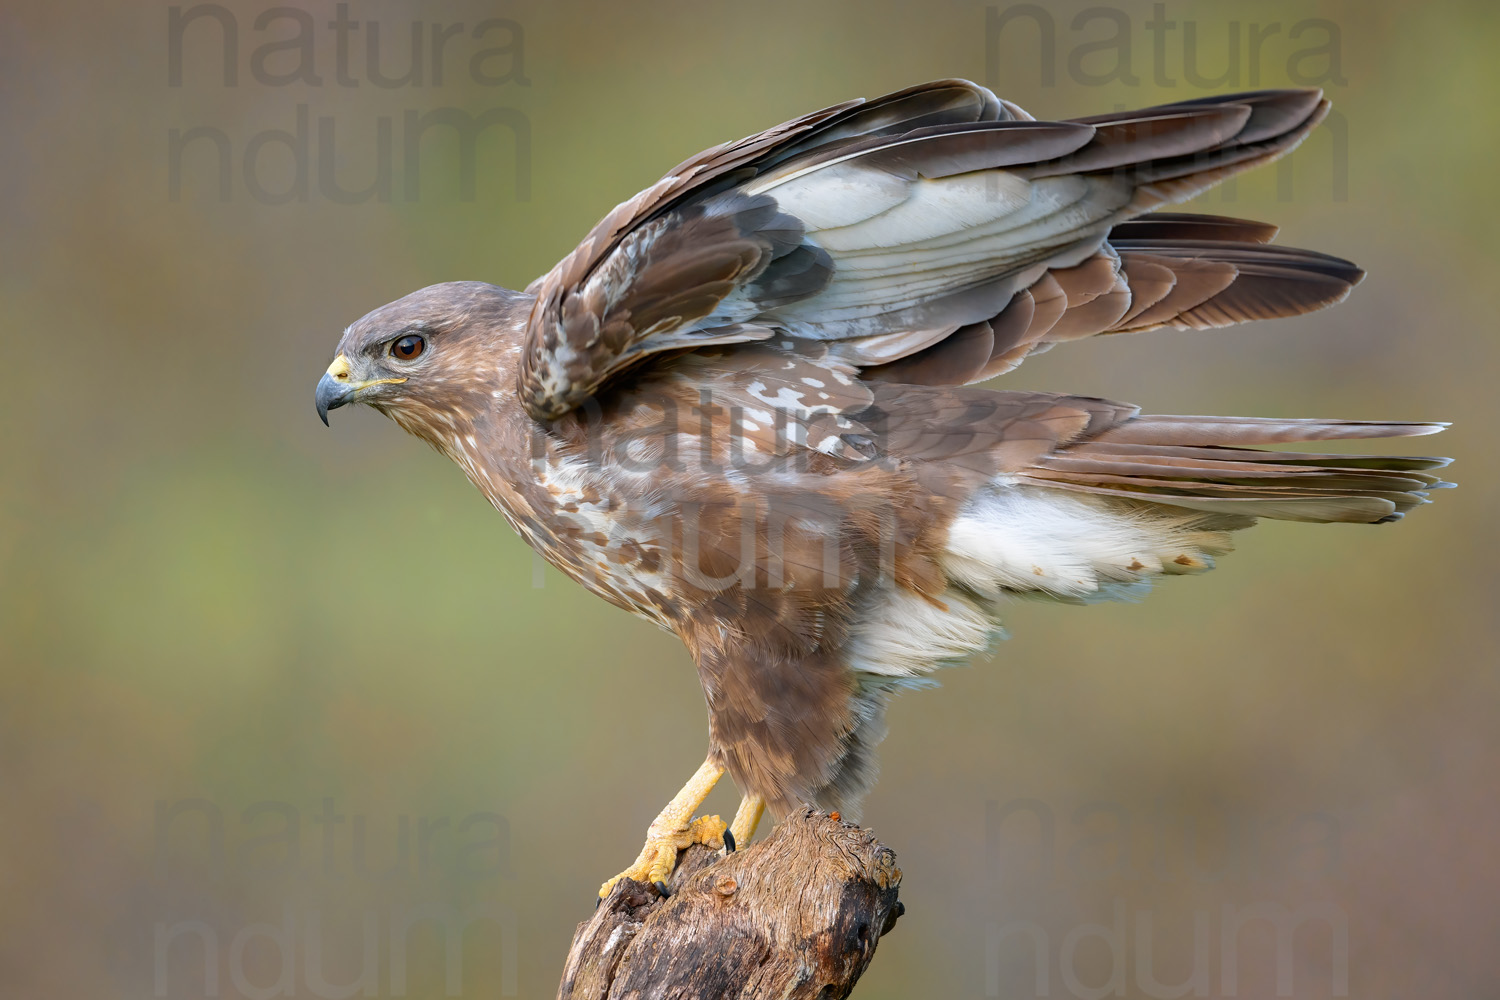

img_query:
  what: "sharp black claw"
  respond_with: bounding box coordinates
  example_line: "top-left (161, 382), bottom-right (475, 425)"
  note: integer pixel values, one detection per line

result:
top-left (595, 896), bottom-right (602, 910)
top-left (653, 879), bottom-right (670, 898)
top-left (722, 829), bottom-right (736, 853)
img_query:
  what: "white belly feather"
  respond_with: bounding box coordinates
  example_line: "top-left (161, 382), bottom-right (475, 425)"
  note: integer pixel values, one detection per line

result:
top-left (848, 480), bottom-right (1238, 679)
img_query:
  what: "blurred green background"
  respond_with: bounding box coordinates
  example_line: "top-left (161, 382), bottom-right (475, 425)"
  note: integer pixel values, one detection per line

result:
top-left (3, 1), bottom-right (1496, 997)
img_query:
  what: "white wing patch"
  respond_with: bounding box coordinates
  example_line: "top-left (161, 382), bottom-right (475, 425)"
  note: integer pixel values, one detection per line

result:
top-left (746, 151), bottom-right (1138, 339)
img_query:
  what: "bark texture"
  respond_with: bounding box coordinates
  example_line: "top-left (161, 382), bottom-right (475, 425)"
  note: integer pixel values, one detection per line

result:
top-left (557, 808), bottom-right (903, 999)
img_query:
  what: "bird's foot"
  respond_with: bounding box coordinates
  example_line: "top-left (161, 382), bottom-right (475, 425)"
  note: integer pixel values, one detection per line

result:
top-left (598, 813), bottom-right (728, 898)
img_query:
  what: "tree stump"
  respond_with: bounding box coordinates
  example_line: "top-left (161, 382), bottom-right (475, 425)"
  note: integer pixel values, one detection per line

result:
top-left (557, 807), bottom-right (904, 999)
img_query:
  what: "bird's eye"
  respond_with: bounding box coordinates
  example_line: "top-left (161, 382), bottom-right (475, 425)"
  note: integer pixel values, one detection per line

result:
top-left (391, 334), bottom-right (425, 361)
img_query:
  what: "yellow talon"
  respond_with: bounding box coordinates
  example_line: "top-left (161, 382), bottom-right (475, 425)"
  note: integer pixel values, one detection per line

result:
top-left (599, 759), bottom-right (730, 899)
top-left (598, 813), bottom-right (727, 897)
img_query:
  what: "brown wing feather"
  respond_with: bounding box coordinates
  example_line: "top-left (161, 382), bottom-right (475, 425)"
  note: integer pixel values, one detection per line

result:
top-left (879, 217), bottom-right (1363, 385)
top-left (1107, 212), bottom-right (1279, 243)
top-left (1109, 241), bottom-right (1364, 331)
top-left (520, 80), bottom-right (1017, 418)
top-left (520, 83), bottom-right (1333, 419)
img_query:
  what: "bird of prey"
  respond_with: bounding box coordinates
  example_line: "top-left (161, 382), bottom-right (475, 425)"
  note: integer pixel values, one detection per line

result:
top-left (315, 80), bottom-right (1450, 897)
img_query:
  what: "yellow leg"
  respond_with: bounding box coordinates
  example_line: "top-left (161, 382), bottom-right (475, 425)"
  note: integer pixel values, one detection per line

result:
top-left (729, 793), bottom-right (766, 849)
top-left (599, 758), bottom-right (728, 898)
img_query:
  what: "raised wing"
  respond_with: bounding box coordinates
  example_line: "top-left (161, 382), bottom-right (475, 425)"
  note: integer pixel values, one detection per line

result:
top-left (863, 212), bottom-right (1364, 385)
top-left (518, 81), bottom-right (1335, 421)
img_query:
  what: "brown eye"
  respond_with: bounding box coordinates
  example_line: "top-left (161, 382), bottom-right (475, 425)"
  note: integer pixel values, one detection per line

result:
top-left (391, 334), bottom-right (425, 361)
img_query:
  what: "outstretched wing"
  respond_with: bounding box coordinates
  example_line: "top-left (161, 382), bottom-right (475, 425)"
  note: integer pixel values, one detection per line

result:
top-left (518, 81), bottom-right (1338, 420)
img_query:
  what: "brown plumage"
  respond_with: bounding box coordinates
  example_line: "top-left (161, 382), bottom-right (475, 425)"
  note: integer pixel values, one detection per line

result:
top-left (315, 81), bottom-right (1449, 886)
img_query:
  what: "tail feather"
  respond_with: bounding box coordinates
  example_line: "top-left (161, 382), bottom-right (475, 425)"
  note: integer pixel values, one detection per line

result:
top-left (1021, 415), bottom-right (1452, 524)
top-left (1036, 455), bottom-right (1444, 493)
top-left (1025, 486), bottom-right (1407, 524)
top-left (1066, 441), bottom-right (1452, 472)
top-left (1093, 415), bottom-right (1447, 446)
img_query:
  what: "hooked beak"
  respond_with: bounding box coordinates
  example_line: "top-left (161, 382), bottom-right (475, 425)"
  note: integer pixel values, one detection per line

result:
top-left (315, 369), bottom-right (351, 426)
top-left (316, 354), bottom-right (406, 426)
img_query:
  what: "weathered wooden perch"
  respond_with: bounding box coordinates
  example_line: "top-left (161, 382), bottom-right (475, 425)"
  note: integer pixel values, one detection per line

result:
top-left (557, 808), bottom-right (904, 1000)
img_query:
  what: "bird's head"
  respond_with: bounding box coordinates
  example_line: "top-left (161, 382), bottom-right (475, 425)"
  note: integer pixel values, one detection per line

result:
top-left (316, 281), bottom-right (526, 439)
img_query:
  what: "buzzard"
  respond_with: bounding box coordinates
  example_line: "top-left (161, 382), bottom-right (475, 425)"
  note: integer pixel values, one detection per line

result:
top-left (315, 81), bottom-right (1450, 897)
